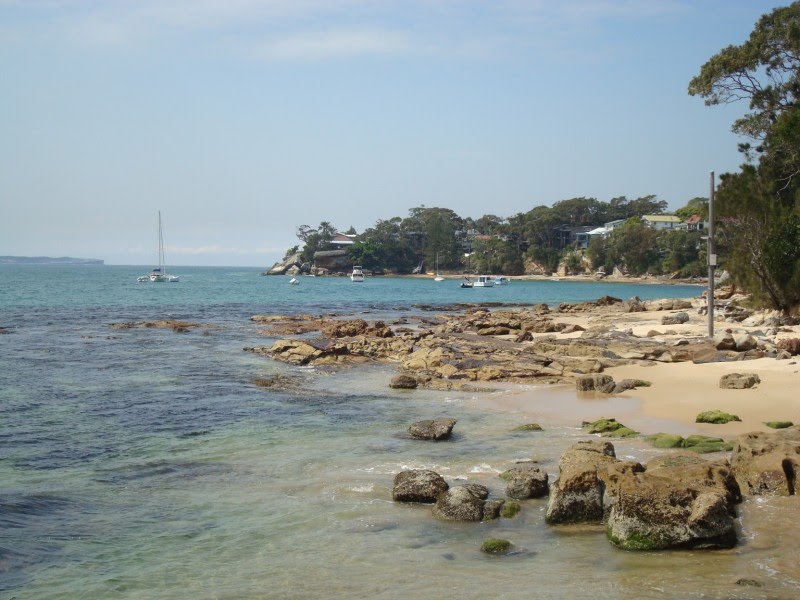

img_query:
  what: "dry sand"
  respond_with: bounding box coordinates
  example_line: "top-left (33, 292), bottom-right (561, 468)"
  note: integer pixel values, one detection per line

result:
top-left (482, 295), bottom-right (800, 439)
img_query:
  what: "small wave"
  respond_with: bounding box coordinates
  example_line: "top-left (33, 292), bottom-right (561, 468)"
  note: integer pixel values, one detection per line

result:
top-left (348, 484), bottom-right (374, 493)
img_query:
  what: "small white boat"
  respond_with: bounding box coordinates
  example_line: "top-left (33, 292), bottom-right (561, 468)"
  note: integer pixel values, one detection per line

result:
top-left (289, 278), bottom-right (299, 285)
top-left (350, 265), bottom-right (365, 282)
top-left (473, 275), bottom-right (494, 287)
top-left (138, 211), bottom-right (179, 283)
top-left (494, 276), bottom-right (510, 285)
top-left (434, 252), bottom-right (444, 281)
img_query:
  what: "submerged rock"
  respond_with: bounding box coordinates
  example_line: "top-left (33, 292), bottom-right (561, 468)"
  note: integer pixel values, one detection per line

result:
top-left (389, 374), bottom-right (418, 389)
top-left (407, 418), bottom-right (457, 441)
top-left (481, 538), bottom-right (512, 554)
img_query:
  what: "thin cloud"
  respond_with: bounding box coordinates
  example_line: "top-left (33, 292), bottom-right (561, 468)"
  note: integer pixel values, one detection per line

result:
top-left (255, 28), bottom-right (410, 61)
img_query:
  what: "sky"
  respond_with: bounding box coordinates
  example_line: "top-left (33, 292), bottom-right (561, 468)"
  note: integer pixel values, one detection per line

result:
top-left (0, 0), bottom-right (788, 267)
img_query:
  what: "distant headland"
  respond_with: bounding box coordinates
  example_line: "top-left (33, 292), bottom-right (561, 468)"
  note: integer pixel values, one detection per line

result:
top-left (0, 256), bottom-right (104, 265)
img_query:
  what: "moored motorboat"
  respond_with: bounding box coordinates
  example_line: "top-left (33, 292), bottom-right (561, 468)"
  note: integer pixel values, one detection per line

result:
top-left (350, 265), bottom-right (365, 282)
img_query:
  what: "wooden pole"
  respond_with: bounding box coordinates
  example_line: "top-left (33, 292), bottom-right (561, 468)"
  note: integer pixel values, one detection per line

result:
top-left (708, 171), bottom-right (716, 338)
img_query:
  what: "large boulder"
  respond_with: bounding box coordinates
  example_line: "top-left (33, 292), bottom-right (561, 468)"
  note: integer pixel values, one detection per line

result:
top-left (604, 458), bottom-right (741, 550)
top-left (576, 374), bottom-right (615, 393)
top-left (432, 484), bottom-right (490, 521)
top-left (730, 426), bottom-right (800, 496)
top-left (545, 440), bottom-right (619, 524)
top-left (392, 470), bottom-right (449, 503)
top-left (407, 418), bottom-right (457, 441)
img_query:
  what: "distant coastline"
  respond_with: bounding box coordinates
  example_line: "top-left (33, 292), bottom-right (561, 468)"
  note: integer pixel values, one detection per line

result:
top-left (0, 256), bottom-right (104, 265)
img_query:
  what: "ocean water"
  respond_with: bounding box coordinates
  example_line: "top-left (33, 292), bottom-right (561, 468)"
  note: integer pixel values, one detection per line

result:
top-left (2, 265), bottom-right (798, 599)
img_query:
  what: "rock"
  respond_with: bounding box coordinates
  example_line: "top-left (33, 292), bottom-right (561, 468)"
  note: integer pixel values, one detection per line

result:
top-left (560, 324), bottom-right (585, 334)
top-left (718, 373), bottom-right (760, 389)
top-left (713, 333), bottom-right (737, 351)
top-left (392, 470), bottom-right (449, 503)
top-left (576, 374), bottom-right (615, 393)
top-left (605, 460), bottom-right (740, 550)
top-left (545, 440), bottom-right (619, 524)
top-left (623, 296), bottom-right (647, 312)
top-left (776, 338), bottom-right (800, 355)
top-left (482, 499), bottom-right (505, 520)
top-left (481, 539), bottom-right (512, 554)
top-left (611, 379), bottom-right (650, 394)
top-left (696, 410), bottom-right (741, 424)
top-left (389, 374), bottom-right (418, 389)
top-left (731, 426), bottom-right (800, 495)
top-left (733, 334), bottom-right (757, 352)
top-left (645, 433), bottom-right (684, 448)
top-left (582, 417), bottom-right (636, 438)
top-left (682, 435), bottom-right (734, 454)
top-left (513, 423), bottom-right (543, 432)
top-left (514, 330), bottom-right (533, 343)
top-left (501, 464), bottom-right (549, 499)
top-left (661, 311), bottom-right (690, 325)
top-left (432, 484), bottom-right (490, 521)
top-left (764, 421), bottom-right (794, 429)
top-left (500, 501), bottom-right (521, 518)
top-left (407, 418), bottom-right (457, 441)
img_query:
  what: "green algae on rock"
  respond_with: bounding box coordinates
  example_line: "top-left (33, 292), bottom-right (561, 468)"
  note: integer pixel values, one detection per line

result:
top-left (582, 417), bottom-right (637, 437)
top-left (500, 501), bottom-right (521, 518)
top-left (481, 539), bottom-right (512, 554)
top-left (764, 421), bottom-right (794, 429)
top-left (513, 423), bottom-right (543, 432)
top-left (695, 410), bottom-right (741, 424)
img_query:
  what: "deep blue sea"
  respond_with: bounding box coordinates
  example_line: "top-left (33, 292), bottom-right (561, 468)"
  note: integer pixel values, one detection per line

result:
top-left (2, 266), bottom-right (796, 599)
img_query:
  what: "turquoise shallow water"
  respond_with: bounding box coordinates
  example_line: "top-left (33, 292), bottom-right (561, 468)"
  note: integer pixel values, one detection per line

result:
top-left (2, 266), bottom-right (798, 599)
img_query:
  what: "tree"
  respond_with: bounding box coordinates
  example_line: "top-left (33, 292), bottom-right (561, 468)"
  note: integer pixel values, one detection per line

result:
top-left (688, 2), bottom-right (800, 185)
top-left (689, 2), bottom-right (800, 312)
top-left (296, 221), bottom-right (337, 263)
top-left (605, 218), bottom-right (659, 276)
top-left (715, 165), bottom-right (800, 313)
top-left (674, 197), bottom-right (709, 221)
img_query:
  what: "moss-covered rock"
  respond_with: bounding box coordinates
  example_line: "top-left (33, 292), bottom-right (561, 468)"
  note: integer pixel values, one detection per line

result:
top-left (513, 423), bottom-right (543, 432)
top-left (500, 501), bottom-right (521, 518)
top-left (682, 434), bottom-right (734, 453)
top-left (764, 421), bottom-right (794, 429)
top-left (605, 426), bottom-right (638, 438)
top-left (695, 410), bottom-right (741, 424)
top-left (481, 538), bottom-right (512, 554)
top-left (646, 433), bottom-right (684, 448)
top-left (582, 417), bottom-right (637, 437)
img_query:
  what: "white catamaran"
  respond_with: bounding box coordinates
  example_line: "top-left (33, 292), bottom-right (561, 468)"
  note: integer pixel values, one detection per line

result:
top-left (138, 211), bottom-right (179, 282)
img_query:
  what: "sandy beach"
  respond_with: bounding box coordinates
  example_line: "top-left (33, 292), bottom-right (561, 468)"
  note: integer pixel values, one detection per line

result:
top-left (485, 295), bottom-right (800, 439)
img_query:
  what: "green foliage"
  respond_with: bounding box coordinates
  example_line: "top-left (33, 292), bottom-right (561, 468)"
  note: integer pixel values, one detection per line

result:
top-left (689, 3), bottom-right (800, 312)
top-left (605, 218), bottom-right (659, 275)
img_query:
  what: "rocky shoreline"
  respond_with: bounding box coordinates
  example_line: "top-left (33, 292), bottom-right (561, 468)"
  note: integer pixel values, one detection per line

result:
top-left (242, 290), bottom-right (800, 554)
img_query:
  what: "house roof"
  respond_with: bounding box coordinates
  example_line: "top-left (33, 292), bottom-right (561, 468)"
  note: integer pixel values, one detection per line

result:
top-left (330, 234), bottom-right (356, 245)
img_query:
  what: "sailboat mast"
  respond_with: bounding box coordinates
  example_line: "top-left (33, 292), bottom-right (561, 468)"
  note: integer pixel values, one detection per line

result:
top-left (158, 211), bottom-right (165, 272)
